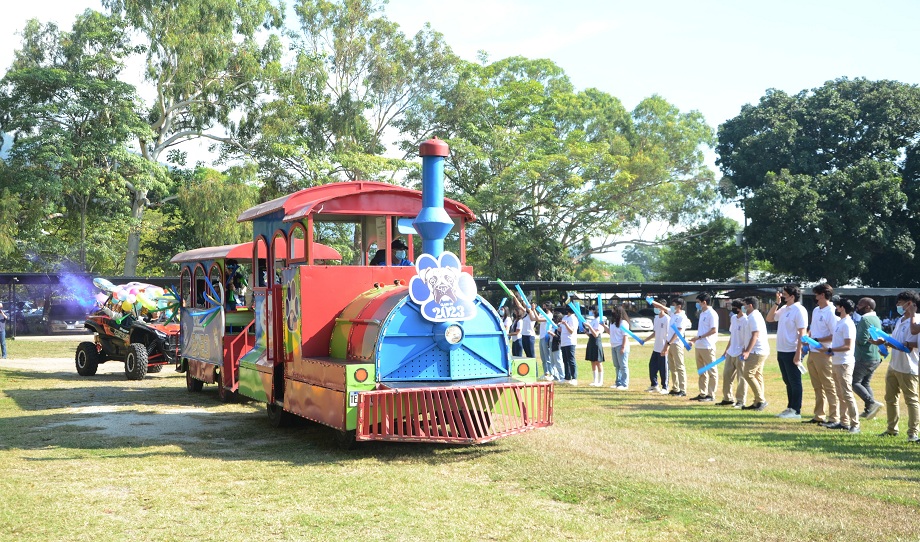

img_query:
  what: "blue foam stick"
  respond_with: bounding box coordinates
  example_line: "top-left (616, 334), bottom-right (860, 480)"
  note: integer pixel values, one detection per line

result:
top-left (567, 302), bottom-right (586, 324)
top-left (802, 335), bottom-right (822, 348)
top-left (498, 297), bottom-right (507, 309)
top-left (597, 294), bottom-right (603, 323)
top-left (878, 342), bottom-right (889, 358)
top-left (620, 323), bottom-right (646, 346)
top-left (514, 284), bottom-right (531, 308)
top-left (534, 305), bottom-right (558, 329)
top-left (698, 355), bottom-right (726, 374)
top-left (869, 326), bottom-right (909, 353)
top-left (670, 322), bottom-right (692, 351)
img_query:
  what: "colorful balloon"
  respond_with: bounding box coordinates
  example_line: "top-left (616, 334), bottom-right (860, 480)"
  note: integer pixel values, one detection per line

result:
top-left (121, 300), bottom-right (133, 312)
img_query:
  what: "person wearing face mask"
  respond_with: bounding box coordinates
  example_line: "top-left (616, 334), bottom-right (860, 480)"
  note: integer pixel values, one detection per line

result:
top-left (879, 290), bottom-right (920, 442)
top-left (767, 284), bottom-right (808, 419)
top-left (370, 238), bottom-right (413, 266)
top-left (664, 297), bottom-right (690, 396)
top-left (853, 297), bottom-right (884, 419)
top-left (803, 283), bottom-right (840, 427)
top-left (718, 299), bottom-right (748, 408)
top-left (740, 297), bottom-right (769, 411)
top-left (644, 296), bottom-right (671, 395)
top-left (825, 297), bottom-right (859, 433)
top-left (689, 292), bottom-right (719, 402)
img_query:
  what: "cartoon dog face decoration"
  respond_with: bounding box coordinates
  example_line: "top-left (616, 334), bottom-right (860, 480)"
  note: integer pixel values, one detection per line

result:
top-left (409, 251), bottom-right (478, 322)
top-left (421, 265), bottom-right (458, 305)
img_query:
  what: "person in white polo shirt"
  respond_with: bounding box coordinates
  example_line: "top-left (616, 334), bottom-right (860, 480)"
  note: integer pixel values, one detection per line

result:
top-left (825, 297), bottom-right (859, 433)
top-left (768, 284), bottom-right (808, 419)
top-left (880, 290), bottom-right (920, 442)
top-left (803, 283), bottom-right (840, 426)
top-left (740, 296), bottom-right (769, 411)
top-left (643, 297), bottom-right (671, 394)
top-left (689, 292), bottom-right (718, 402)
top-left (718, 299), bottom-right (748, 407)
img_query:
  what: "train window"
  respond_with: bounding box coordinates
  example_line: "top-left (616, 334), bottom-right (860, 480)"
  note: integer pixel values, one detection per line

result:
top-left (254, 236), bottom-right (268, 288)
top-left (180, 267), bottom-right (191, 307)
top-left (272, 231), bottom-right (286, 283)
top-left (208, 263), bottom-right (223, 305)
top-left (313, 219), bottom-right (364, 265)
top-left (193, 264), bottom-right (207, 308)
top-left (290, 223), bottom-right (306, 263)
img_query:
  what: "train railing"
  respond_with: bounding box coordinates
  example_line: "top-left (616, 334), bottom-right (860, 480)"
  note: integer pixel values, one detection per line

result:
top-left (223, 318), bottom-right (255, 390)
top-left (356, 381), bottom-right (553, 444)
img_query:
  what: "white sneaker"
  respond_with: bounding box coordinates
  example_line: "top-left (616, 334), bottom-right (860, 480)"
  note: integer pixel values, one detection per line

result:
top-left (542, 375), bottom-right (554, 381)
top-left (866, 401), bottom-right (883, 420)
top-left (777, 409), bottom-right (801, 419)
top-left (589, 382), bottom-right (601, 387)
top-left (776, 408), bottom-right (793, 417)
top-left (658, 388), bottom-right (670, 395)
top-left (645, 386), bottom-right (658, 392)
top-left (617, 385), bottom-right (628, 390)
top-left (569, 380), bottom-right (578, 386)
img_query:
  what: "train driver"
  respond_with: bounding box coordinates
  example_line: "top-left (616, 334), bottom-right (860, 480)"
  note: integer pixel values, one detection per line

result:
top-left (370, 238), bottom-right (413, 266)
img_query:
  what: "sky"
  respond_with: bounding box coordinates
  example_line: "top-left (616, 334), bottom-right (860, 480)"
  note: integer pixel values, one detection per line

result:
top-left (3, 1), bottom-right (920, 261)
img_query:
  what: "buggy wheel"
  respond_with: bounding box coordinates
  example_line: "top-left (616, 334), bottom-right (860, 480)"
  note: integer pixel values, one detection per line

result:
top-left (124, 343), bottom-right (149, 380)
top-left (75, 342), bottom-right (100, 377)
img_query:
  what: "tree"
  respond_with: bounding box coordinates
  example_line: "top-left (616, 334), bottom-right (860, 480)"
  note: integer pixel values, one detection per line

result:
top-left (623, 245), bottom-right (660, 280)
top-left (401, 56), bottom-right (718, 279)
top-left (717, 77), bottom-right (920, 285)
top-left (575, 258), bottom-right (645, 282)
top-left (227, 0), bottom-right (458, 197)
top-left (0, 11), bottom-right (151, 272)
top-left (653, 216), bottom-right (745, 281)
top-left (101, 0), bottom-right (285, 275)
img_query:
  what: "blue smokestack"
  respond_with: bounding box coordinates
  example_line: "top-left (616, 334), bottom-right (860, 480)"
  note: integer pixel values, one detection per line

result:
top-left (414, 138), bottom-right (453, 258)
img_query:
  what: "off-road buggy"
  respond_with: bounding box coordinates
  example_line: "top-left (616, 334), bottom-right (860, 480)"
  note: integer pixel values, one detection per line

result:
top-left (77, 310), bottom-right (180, 380)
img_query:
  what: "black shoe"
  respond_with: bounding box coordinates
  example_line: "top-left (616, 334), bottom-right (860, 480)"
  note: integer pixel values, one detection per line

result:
top-left (668, 390), bottom-right (680, 396)
top-left (802, 418), bottom-right (823, 424)
top-left (689, 394), bottom-right (706, 401)
top-left (700, 395), bottom-right (714, 402)
top-left (741, 403), bottom-right (755, 410)
top-left (676, 391), bottom-right (687, 397)
top-left (821, 422), bottom-right (844, 429)
top-left (716, 400), bottom-right (735, 406)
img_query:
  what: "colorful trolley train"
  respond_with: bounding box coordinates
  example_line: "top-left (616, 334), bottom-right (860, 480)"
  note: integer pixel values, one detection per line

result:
top-left (171, 139), bottom-right (554, 445)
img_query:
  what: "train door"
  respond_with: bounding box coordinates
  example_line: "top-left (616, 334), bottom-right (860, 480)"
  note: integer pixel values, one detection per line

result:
top-left (266, 231), bottom-right (287, 363)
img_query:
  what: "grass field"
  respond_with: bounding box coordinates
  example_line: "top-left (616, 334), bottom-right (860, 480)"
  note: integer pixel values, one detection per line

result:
top-left (1, 338), bottom-right (918, 542)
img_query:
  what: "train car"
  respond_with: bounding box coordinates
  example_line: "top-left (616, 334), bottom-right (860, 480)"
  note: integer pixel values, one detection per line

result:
top-left (171, 139), bottom-right (554, 445)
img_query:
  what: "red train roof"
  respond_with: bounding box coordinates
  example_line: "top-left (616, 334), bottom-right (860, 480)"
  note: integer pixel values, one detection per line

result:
top-left (170, 240), bottom-right (341, 264)
top-left (237, 181), bottom-right (476, 223)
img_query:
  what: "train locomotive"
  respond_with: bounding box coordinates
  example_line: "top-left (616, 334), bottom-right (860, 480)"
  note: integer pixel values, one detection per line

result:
top-left (171, 139), bottom-right (554, 445)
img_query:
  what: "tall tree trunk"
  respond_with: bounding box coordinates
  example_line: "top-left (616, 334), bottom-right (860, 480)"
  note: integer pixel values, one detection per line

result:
top-left (123, 188), bottom-right (147, 276)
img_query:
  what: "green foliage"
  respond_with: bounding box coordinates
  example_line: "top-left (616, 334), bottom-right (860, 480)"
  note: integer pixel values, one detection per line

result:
top-left (0, 11), bottom-right (150, 273)
top-left (717, 77), bottom-right (920, 286)
top-left (622, 245), bottom-right (661, 280)
top-left (401, 56), bottom-right (717, 280)
top-left (575, 258), bottom-right (645, 282)
top-left (653, 216), bottom-right (745, 282)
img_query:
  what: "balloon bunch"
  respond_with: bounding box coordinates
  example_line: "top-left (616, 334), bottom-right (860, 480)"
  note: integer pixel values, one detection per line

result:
top-left (93, 278), bottom-right (179, 321)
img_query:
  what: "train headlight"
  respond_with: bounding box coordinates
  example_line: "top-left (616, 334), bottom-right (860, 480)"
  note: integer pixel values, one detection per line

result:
top-left (444, 324), bottom-right (463, 345)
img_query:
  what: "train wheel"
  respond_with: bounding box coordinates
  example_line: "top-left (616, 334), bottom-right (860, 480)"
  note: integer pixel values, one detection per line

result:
top-left (75, 342), bottom-right (100, 377)
top-left (186, 368), bottom-right (203, 392)
top-left (217, 373), bottom-right (236, 403)
top-left (333, 429), bottom-right (357, 450)
top-left (124, 343), bottom-right (148, 381)
top-left (267, 403), bottom-right (289, 428)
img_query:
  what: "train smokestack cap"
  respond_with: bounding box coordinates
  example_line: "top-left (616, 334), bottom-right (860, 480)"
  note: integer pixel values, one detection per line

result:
top-left (419, 137), bottom-right (449, 157)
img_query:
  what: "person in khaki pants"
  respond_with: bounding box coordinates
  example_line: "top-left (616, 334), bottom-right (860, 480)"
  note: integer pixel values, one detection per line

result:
top-left (826, 298), bottom-right (859, 433)
top-left (666, 297), bottom-right (690, 396)
top-left (806, 283), bottom-right (839, 426)
top-left (689, 292), bottom-right (719, 401)
top-left (718, 299), bottom-right (748, 407)
top-left (881, 290), bottom-right (920, 442)
top-left (740, 297), bottom-right (769, 411)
